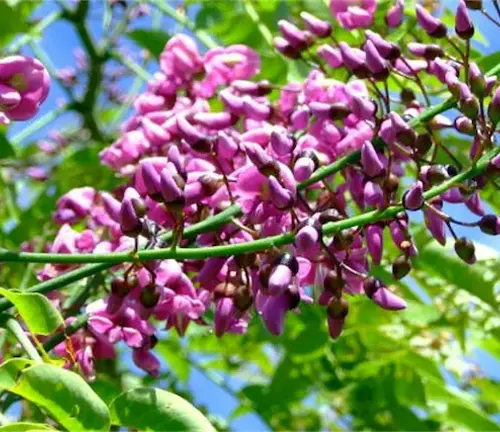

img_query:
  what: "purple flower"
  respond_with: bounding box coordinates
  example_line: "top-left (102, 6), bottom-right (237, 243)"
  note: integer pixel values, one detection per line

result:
top-left (330, 0), bottom-right (377, 30)
top-left (386, 0), bottom-right (404, 27)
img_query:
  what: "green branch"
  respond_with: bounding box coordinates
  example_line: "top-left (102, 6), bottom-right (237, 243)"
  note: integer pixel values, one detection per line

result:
top-left (1, 145), bottom-right (498, 265)
top-left (1, 315), bottom-right (43, 362)
top-left (7, 10), bottom-right (61, 54)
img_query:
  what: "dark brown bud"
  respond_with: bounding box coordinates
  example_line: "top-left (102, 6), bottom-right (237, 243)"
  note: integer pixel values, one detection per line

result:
top-left (397, 128), bottom-right (417, 147)
top-left (199, 175), bottom-right (223, 196)
top-left (332, 229), bottom-right (354, 250)
top-left (454, 237), bottom-right (476, 264)
top-left (392, 256), bottom-right (412, 280)
top-left (414, 133), bottom-right (433, 156)
top-left (424, 44), bottom-right (445, 60)
top-left (427, 165), bottom-right (449, 184)
top-left (234, 253), bottom-right (257, 268)
top-left (192, 137), bottom-right (214, 154)
top-left (274, 253), bottom-right (299, 275)
top-left (323, 270), bottom-right (344, 297)
top-left (258, 263), bottom-right (273, 289)
top-left (327, 297), bottom-right (349, 319)
top-left (214, 282), bottom-right (236, 298)
top-left (383, 173), bottom-right (400, 193)
top-left (139, 284), bottom-right (160, 309)
top-left (430, 23), bottom-right (448, 39)
top-left (400, 88), bottom-right (416, 104)
top-left (478, 215), bottom-right (500, 235)
top-left (233, 285), bottom-right (254, 312)
top-left (258, 160), bottom-right (281, 178)
top-left (363, 276), bottom-right (382, 298)
top-left (318, 209), bottom-right (343, 224)
top-left (329, 103), bottom-right (351, 121)
top-left (288, 288), bottom-right (302, 310)
top-left (111, 277), bottom-right (130, 298)
top-left (465, 0), bottom-right (481, 9)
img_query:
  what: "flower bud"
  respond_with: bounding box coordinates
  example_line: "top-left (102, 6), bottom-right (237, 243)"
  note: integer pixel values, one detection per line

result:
top-left (402, 181), bottom-right (425, 211)
top-left (278, 20), bottom-right (313, 50)
top-left (488, 87), bottom-right (500, 125)
top-left (293, 150), bottom-right (319, 181)
top-left (140, 284), bottom-right (160, 309)
top-left (386, 0), bottom-right (404, 28)
top-left (111, 277), bottom-right (131, 298)
top-left (270, 130), bottom-right (294, 156)
top-left (141, 161), bottom-right (162, 202)
top-left (268, 176), bottom-right (294, 209)
top-left (300, 12), bottom-right (332, 38)
top-left (365, 30), bottom-right (401, 60)
top-left (120, 188), bottom-right (144, 237)
top-left (160, 168), bottom-right (185, 212)
top-left (295, 222), bottom-right (321, 255)
top-left (366, 224), bottom-right (383, 265)
top-left (392, 256), bottom-right (412, 279)
top-left (465, 0), bottom-right (481, 9)
top-left (365, 40), bottom-right (389, 80)
top-left (454, 116), bottom-right (475, 135)
top-left (468, 63), bottom-right (486, 98)
top-left (456, 0), bottom-right (474, 40)
top-left (416, 5), bottom-right (447, 38)
top-left (323, 270), bottom-right (344, 297)
top-left (332, 229), bottom-right (354, 250)
top-left (364, 277), bottom-right (407, 310)
top-left (414, 133), bottom-right (433, 155)
top-left (268, 253), bottom-right (299, 296)
top-left (361, 140), bottom-right (384, 178)
top-left (478, 214), bottom-right (500, 235)
top-left (454, 237), bottom-right (476, 264)
top-left (274, 37), bottom-right (300, 59)
top-left (317, 45), bottom-right (342, 68)
top-left (460, 94), bottom-right (479, 120)
top-left (233, 285), bottom-right (254, 312)
top-left (318, 209), bottom-right (343, 224)
top-left (327, 296), bottom-right (349, 319)
top-left (339, 42), bottom-right (369, 78)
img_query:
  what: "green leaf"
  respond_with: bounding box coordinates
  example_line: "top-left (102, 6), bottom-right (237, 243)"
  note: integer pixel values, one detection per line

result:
top-left (414, 242), bottom-right (498, 308)
top-left (127, 29), bottom-right (170, 59)
top-left (0, 359), bottom-right (110, 431)
top-left (109, 387), bottom-right (215, 431)
top-left (0, 1), bottom-right (39, 45)
top-left (0, 287), bottom-right (63, 336)
top-left (0, 130), bottom-right (16, 160)
top-left (478, 51), bottom-right (500, 75)
top-left (447, 403), bottom-right (500, 431)
top-left (0, 423), bottom-right (55, 431)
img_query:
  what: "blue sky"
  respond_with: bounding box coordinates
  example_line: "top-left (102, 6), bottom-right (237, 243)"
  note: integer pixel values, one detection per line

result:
top-left (5, 1), bottom-right (500, 430)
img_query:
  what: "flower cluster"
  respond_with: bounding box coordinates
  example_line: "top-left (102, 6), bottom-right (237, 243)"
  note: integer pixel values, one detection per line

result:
top-left (0, 55), bottom-right (50, 123)
top-left (41, 1), bottom-right (500, 377)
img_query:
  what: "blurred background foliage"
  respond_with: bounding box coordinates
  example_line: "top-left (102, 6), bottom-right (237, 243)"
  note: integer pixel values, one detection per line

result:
top-left (0, 0), bottom-right (500, 430)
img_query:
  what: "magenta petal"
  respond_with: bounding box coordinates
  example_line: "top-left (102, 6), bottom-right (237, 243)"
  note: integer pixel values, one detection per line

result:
top-left (371, 287), bottom-right (407, 310)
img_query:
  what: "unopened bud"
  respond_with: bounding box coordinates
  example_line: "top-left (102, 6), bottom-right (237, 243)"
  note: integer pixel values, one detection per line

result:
top-left (392, 256), bottom-right (412, 279)
top-left (327, 297), bottom-right (349, 319)
top-left (140, 284), bottom-right (160, 309)
top-left (323, 270), bottom-right (344, 296)
top-left (454, 237), bottom-right (476, 264)
top-left (478, 214), bottom-right (500, 235)
top-left (456, 0), bottom-right (475, 40)
top-left (233, 285), bottom-right (254, 312)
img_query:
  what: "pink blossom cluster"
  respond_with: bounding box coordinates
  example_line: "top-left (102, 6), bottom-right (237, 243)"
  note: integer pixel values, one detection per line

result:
top-left (0, 55), bottom-right (50, 124)
top-left (44, 1), bottom-right (500, 377)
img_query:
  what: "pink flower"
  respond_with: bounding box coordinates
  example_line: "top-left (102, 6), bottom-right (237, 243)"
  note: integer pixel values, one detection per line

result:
top-left (54, 187), bottom-right (96, 224)
top-left (0, 55), bottom-right (50, 121)
top-left (329, 0), bottom-right (377, 30)
top-left (159, 34), bottom-right (203, 82)
top-left (198, 46), bottom-right (260, 97)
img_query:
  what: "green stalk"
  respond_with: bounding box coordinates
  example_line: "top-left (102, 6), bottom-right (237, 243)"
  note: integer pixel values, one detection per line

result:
top-left (10, 104), bottom-right (68, 145)
top-left (7, 11), bottom-right (61, 54)
top-left (42, 313), bottom-right (88, 352)
top-left (1, 315), bottom-right (42, 362)
top-left (111, 51), bottom-right (153, 81)
top-left (1, 145), bottom-right (498, 265)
